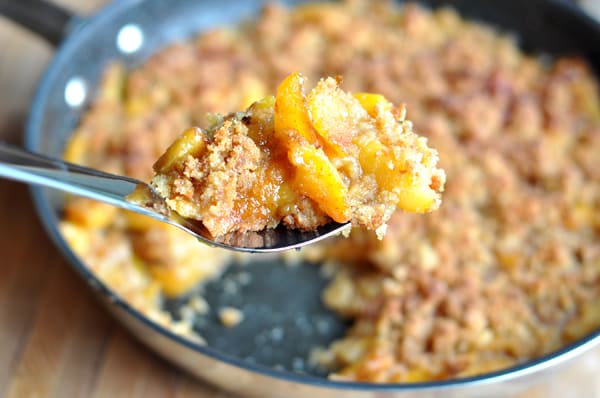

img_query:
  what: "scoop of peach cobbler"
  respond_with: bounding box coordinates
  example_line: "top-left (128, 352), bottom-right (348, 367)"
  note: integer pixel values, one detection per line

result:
top-left (149, 73), bottom-right (445, 238)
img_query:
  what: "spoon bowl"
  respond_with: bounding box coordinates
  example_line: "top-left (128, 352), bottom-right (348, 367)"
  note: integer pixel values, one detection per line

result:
top-left (0, 142), bottom-right (350, 252)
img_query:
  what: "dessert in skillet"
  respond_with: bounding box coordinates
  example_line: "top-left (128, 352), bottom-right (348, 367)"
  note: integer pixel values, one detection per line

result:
top-left (148, 72), bottom-right (445, 238)
top-left (60, 0), bottom-right (600, 384)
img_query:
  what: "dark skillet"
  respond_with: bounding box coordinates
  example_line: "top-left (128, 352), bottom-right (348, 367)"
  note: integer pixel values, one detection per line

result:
top-left (1, 0), bottom-right (600, 396)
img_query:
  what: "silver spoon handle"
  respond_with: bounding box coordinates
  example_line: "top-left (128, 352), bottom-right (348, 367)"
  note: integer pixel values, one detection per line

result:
top-left (0, 142), bottom-right (350, 252)
top-left (0, 142), bottom-right (143, 210)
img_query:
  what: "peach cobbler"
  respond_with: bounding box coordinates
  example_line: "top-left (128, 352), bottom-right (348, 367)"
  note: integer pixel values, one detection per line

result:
top-left (149, 72), bottom-right (444, 237)
top-left (60, 0), bottom-right (600, 383)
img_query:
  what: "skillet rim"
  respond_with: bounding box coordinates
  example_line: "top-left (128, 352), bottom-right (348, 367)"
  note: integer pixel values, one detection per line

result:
top-left (24, 0), bottom-right (600, 391)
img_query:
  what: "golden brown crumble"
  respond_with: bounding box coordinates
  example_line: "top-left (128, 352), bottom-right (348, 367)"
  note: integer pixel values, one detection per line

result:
top-left (149, 73), bottom-right (444, 237)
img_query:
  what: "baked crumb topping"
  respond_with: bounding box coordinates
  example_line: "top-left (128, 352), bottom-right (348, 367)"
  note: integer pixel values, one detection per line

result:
top-left (149, 73), bottom-right (445, 238)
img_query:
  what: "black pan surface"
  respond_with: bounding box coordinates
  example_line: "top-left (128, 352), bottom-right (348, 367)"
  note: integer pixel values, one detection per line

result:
top-left (165, 260), bottom-right (350, 376)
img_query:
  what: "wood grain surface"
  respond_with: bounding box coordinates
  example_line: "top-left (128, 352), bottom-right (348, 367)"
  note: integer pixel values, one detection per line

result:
top-left (1, 1), bottom-right (600, 397)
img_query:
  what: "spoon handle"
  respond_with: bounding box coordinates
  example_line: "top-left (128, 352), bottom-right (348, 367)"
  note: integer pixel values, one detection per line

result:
top-left (0, 142), bottom-right (350, 252)
top-left (0, 142), bottom-right (143, 209)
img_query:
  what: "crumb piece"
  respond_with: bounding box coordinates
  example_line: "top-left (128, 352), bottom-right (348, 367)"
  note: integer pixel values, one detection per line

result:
top-left (189, 295), bottom-right (209, 315)
top-left (219, 306), bottom-right (244, 328)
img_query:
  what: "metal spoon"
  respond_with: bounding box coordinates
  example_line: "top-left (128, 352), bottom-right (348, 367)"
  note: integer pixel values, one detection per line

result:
top-left (0, 142), bottom-right (349, 252)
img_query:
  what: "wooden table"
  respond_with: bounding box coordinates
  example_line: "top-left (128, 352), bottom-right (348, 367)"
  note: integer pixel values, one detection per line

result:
top-left (1, 1), bottom-right (600, 397)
